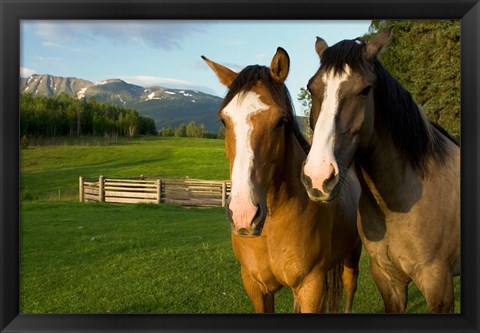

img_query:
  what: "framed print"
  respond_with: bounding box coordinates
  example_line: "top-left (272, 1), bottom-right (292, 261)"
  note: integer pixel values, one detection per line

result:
top-left (1, 0), bottom-right (479, 332)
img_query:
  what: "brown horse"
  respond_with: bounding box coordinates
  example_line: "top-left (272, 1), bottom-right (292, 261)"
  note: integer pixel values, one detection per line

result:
top-left (202, 48), bottom-right (362, 313)
top-left (301, 27), bottom-right (460, 313)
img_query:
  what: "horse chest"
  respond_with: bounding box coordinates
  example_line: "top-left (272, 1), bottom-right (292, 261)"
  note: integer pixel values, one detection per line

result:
top-left (232, 233), bottom-right (315, 290)
top-left (269, 243), bottom-right (313, 286)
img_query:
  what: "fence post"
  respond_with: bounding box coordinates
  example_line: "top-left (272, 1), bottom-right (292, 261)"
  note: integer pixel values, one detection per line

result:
top-left (221, 181), bottom-right (227, 208)
top-left (99, 175), bottom-right (105, 202)
top-left (79, 176), bottom-right (84, 202)
top-left (156, 179), bottom-right (161, 204)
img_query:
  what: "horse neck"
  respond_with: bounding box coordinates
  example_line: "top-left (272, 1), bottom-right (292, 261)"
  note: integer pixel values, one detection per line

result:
top-left (267, 131), bottom-right (307, 208)
top-left (353, 63), bottom-right (439, 212)
top-left (356, 119), bottom-right (425, 213)
top-left (356, 63), bottom-right (458, 213)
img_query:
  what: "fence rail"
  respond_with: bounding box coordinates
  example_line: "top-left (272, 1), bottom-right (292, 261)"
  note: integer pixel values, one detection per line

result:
top-left (79, 176), bottom-right (231, 208)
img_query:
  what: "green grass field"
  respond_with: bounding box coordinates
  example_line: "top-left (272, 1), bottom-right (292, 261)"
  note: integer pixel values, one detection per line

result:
top-left (21, 137), bottom-right (230, 201)
top-left (20, 136), bottom-right (460, 313)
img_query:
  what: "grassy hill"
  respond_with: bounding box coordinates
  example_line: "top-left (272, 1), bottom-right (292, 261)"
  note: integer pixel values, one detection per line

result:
top-left (21, 137), bottom-right (229, 201)
top-left (19, 137), bottom-right (460, 314)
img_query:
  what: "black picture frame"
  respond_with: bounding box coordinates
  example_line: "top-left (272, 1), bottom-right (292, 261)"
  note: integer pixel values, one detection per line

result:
top-left (1, 0), bottom-right (479, 332)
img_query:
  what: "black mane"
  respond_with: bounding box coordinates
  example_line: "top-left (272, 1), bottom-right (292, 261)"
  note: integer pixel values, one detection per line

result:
top-left (319, 39), bottom-right (454, 177)
top-left (373, 61), bottom-right (453, 176)
top-left (220, 65), bottom-right (310, 154)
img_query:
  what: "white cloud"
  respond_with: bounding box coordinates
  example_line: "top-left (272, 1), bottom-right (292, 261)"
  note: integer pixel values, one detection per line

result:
top-left (20, 67), bottom-right (36, 77)
top-left (195, 59), bottom-right (244, 73)
top-left (256, 53), bottom-right (266, 61)
top-left (42, 41), bottom-right (62, 48)
top-left (119, 75), bottom-right (193, 87)
top-left (224, 39), bottom-right (245, 46)
top-left (220, 62), bottom-right (245, 73)
top-left (117, 75), bottom-right (218, 95)
top-left (32, 55), bottom-right (62, 62)
top-left (41, 40), bottom-right (96, 55)
top-left (31, 21), bottom-right (213, 51)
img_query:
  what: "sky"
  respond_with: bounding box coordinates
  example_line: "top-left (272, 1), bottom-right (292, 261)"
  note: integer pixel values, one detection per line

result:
top-left (21, 20), bottom-right (371, 114)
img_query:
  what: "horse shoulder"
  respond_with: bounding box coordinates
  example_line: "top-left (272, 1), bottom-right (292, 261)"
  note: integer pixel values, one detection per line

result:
top-left (417, 140), bottom-right (460, 228)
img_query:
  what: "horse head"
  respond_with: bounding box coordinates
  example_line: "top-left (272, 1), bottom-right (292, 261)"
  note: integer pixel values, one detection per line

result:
top-left (302, 27), bottom-right (393, 202)
top-left (203, 48), bottom-right (292, 237)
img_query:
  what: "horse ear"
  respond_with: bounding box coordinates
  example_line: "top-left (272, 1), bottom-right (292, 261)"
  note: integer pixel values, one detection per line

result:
top-left (201, 55), bottom-right (237, 88)
top-left (365, 26), bottom-right (394, 60)
top-left (270, 47), bottom-right (290, 83)
top-left (315, 37), bottom-right (328, 58)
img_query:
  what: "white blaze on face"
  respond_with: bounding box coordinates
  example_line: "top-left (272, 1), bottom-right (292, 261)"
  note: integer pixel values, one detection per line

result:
top-left (304, 66), bottom-right (351, 192)
top-left (223, 91), bottom-right (268, 229)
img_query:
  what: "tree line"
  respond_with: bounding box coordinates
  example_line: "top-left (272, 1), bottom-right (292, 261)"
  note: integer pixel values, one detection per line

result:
top-left (158, 122), bottom-right (225, 139)
top-left (298, 20), bottom-right (460, 139)
top-left (20, 92), bottom-right (157, 138)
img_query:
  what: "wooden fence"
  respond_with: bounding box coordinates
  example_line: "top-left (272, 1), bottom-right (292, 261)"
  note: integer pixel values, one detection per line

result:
top-left (79, 176), bottom-right (231, 208)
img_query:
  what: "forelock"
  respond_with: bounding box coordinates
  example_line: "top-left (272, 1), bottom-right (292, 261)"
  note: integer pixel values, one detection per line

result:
top-left (320, 39), bottom-right (370, 76)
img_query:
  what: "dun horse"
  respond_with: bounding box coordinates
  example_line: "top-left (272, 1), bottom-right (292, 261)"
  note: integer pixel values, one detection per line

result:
top-left (202, 48), bottom-right (362, 313)
top-left (301, 27), bottom-right (460, 313)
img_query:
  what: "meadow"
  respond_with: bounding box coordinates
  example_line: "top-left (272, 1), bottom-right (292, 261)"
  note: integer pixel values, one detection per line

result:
top-left (20, 136), bottom-right (460, 313)
top-left (21, 136), bottom-right (230, 201)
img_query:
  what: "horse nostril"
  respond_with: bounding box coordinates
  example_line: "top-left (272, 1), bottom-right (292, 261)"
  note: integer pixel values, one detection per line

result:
top-left (251, 204), bottom-right (261, 223)
top-left (323, 172), bottom-right (338, 193)
top-left (237, 228), bottom-right (249, 235)
top-left (250, 204), bottom-right (267, 236)
top-left (301, 170), bottom-right (313, 188)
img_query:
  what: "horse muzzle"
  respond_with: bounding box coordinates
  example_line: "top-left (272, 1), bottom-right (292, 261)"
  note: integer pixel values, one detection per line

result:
top-left (301, 166), bottom-right (339, 203)
top-left (226, 200), bottom-right (267, 237)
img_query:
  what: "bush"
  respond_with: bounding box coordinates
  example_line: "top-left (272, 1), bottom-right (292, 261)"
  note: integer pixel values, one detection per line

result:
top-left (158, 124), bottom-right (175, 137)
top-left (217, 126), bottom-right (225, 140)
top-left (21, 189), bottom-right (37, 201)
top-left (174, 123), bottom-right (187, 137)
top-left (20, 135), bottom-right (29, 149)
top-left (203, 132), bottom-right (217, 139)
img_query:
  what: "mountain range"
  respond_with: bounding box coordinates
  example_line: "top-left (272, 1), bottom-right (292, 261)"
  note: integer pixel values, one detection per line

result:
top-left (20, 74), bottom-right (308, 135)
top-left (20, 74), bottom-right (224, 133)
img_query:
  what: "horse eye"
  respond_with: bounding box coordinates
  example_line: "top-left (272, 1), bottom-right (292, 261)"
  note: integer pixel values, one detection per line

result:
top-left (219, 118), bottom-right (226, 127)
top-left (360, 85), bottom-right (372, 96)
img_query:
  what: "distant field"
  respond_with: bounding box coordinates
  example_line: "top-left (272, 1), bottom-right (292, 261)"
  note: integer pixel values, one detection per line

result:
top-left (20, 136), bottom-right (230, 201)
top-left (19, 136), bottom-right (460, 313)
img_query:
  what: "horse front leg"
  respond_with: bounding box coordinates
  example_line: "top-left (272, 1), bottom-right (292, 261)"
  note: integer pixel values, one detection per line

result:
top-left (293, 271), bottom-right (328, 313)
top-left (413, 262), bottom-right (455, 313)
top-left (241, 268), bottom-right (275, 313)
top-left (370, 259), bottom-right (409, 313)
top-left (342, 242), bottom-right (362, 313)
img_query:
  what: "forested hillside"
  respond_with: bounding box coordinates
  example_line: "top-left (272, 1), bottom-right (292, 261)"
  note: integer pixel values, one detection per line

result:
top-left (20, 75), bottom-right (223, 133)
top-left (367, 20), bottom-right (460, 137)
top-left (20, 93), bottom-right (157, 138)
